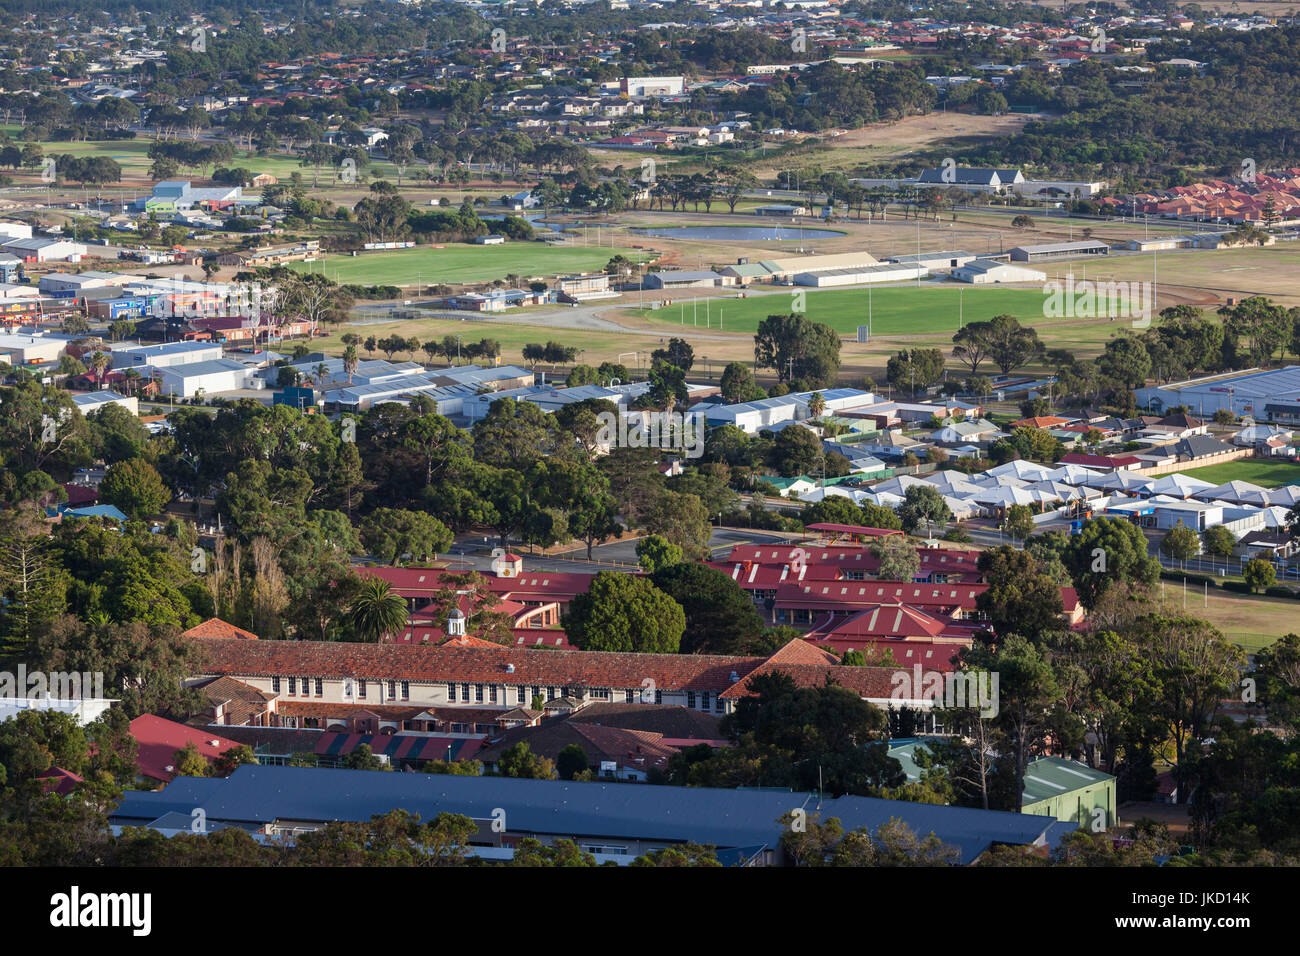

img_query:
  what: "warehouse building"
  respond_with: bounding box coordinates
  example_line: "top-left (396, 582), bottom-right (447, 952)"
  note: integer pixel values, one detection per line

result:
top-left (72, 390), bottom-right (139, 416)
top-left (112, 341), bottom-right (223, 370)
top-left (1009, 240), bottom-right (1111, 262)
top-left (1, 236), bottom-right (88, 263)
top-left (462, 381), bottom-right (657, 423)
top-left (265, 357), bottom-right (425, 388)
top-left (0, 221), bottom-right (34, 241)
top-left (38, 272), bottom-right (114, 295)
top-left (721, 252), bottom-right (880, 285)
top-left (154, 358), bottom-right (256, 398)
top-left (0, 282), bottom-right (38, 300)
top-left (1020, 757), bottom-right (1117, 829)
top-left (323, 365), bottom-right (534, 413)
top-left (0, 332), bottom-right (67, 364)
top-left (1136, 366), bottom-right (1300, 422)
top-left (704, 388), bottom-right (873, 433)
top-left (109, 764), bottom-right (1075, 865)
top-left (951, 260), bottom-right (1047, 284)
top-left (793, 263), bottom-right (925, 287)
top-left (887, 250), bottom-right (980, 271)
top-left (644, 270), bottom-right (732, 290)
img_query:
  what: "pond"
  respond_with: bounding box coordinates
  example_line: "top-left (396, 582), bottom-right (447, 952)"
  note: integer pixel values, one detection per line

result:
top-left (628, 225), bottom-right (846, 241)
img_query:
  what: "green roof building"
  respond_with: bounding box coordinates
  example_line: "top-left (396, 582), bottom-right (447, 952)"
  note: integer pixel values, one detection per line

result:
top-left (1021, 756), bottom-right (1117, 830)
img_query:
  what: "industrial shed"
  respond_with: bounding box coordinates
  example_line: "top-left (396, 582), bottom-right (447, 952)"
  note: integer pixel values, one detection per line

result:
top-left (1009, 240), bottom-right (1111, 262)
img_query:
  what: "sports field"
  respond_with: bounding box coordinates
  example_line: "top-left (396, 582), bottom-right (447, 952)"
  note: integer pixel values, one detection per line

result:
top-left (1178, 459), bottom-right (1300, 488)
top-left (289, 243), bottom-right (644, 286)
top-left (633, 284), bottom-right (1049, 336)
top-left (1164, 586), bottom-right (1296, 652)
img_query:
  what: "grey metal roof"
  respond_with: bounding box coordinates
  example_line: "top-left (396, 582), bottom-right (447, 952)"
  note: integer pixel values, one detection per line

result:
top-left (888, 250), bottom-right (974, 263)
top-left (651, 270), bottom-right (721, 282)
top-left (1011, 240), bottom-right (1111, 255)
top-left (156, 358), bottom-right (250, 377)
top-left (110, 764), bottom-right (1064, 864)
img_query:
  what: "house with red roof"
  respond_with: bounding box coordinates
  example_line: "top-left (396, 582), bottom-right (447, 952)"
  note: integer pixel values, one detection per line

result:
top-left (1059, 452), bottom-right (1143, 470)
top-left (129, 714), bottom-right (244, 784)
top-left (37, 767), bottom-right (83, 797)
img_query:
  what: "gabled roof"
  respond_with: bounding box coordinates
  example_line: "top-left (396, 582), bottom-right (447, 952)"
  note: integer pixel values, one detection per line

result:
top-left (1173, 435), bottom-right (1233, 459)
top-left (764, 638), bottom-right (841, 666)
top-left (191, 637), bottom-right (763, 694)
top-left (1021, 756), bottom-right (1114, 803)
top-left (183, 617), bottom-right (259, 641)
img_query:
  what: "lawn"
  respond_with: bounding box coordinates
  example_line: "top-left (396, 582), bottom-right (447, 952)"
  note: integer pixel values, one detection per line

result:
top-left (329, 315), bottom-right (665, 371)
top-left (1168, 585), bottom-right (1298, 651)
top-left (633, 284), bottom-right (1050, 337)
top-left (289, 242), bottom-right (644, 286)
top-left (1178, 459), bottom-right (1300, 488)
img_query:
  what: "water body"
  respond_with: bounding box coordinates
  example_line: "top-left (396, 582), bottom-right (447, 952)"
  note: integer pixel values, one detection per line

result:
top-left (480, 213), bottom-right (560, 233)
top-left (629, 225), bottom-right (846, 241)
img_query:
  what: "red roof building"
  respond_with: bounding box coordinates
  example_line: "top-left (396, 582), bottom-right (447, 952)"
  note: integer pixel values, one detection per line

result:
top-left (129, 714), bottom-right (243, 783)
top-left (1059, 452), bottom-right (1143, 470)
top-left (183, 618), bottom-right (259, 641)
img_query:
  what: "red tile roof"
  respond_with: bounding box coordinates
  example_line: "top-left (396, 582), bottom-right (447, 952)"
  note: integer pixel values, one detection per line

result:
top-left (719, 662), bottom-right (901, 700)
top-left (191, 637), bottom-right (763, 694)
top-left (183, 618), bottom-right (259, 641)
top-left (1059, 452), bottom-right (1142, 469)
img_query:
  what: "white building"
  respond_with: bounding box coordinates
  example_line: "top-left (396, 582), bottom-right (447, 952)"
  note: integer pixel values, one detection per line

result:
top-left (154, 358), bottom-right (256, 397)
top-left (1, 237), bottom-right (88, 263)
top-left (39, 272), bottom-right (114, 294)
top-left (0, 282), bottom-right (38, 300)
top-left (793, 263), bottom-right (925, 287)
top-left (951, 261), bottom-right (1047, 284)
top-left (0, 221), bottom-right (34, 241)
top-left (112, 341), bottom-right (223, 369)
top-left (0, 333), bottom-right (67, 364)
top-left (703, 388), bottom-right (873, 434)
top-left (72, 390), bottom-right (139, 416)
top-left (0, 697), bottom-right (118, 726)
top-left (619, 76), bottom-right (685, 97)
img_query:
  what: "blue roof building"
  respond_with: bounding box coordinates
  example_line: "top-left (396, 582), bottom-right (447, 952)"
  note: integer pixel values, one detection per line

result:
top-left (110, 764), bottom-right (1072, 865)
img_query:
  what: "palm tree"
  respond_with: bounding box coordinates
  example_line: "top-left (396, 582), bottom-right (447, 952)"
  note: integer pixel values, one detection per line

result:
top-left (342, 345), bottom-right (358, 384)
top-left (808, 391), bottom-right (826, 421)
top-left (88, 350), bottom-right (110, 388)
top-left (348, 578), bottom-right (409, 643)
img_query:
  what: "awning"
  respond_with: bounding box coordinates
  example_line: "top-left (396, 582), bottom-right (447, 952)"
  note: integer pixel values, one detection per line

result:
top-left (314, 733), bottom-right (482, 762)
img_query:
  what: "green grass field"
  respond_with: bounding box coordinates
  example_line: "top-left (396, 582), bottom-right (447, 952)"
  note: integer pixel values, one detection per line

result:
top-left (289, 242), bottom-right (643, 286)
top-left (1172, 587), bottom-right (1297, 650)
top-left (1178, 459), bottom-right (1300, 488)
top-left (635, 285), bottom-right (1050, 336)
